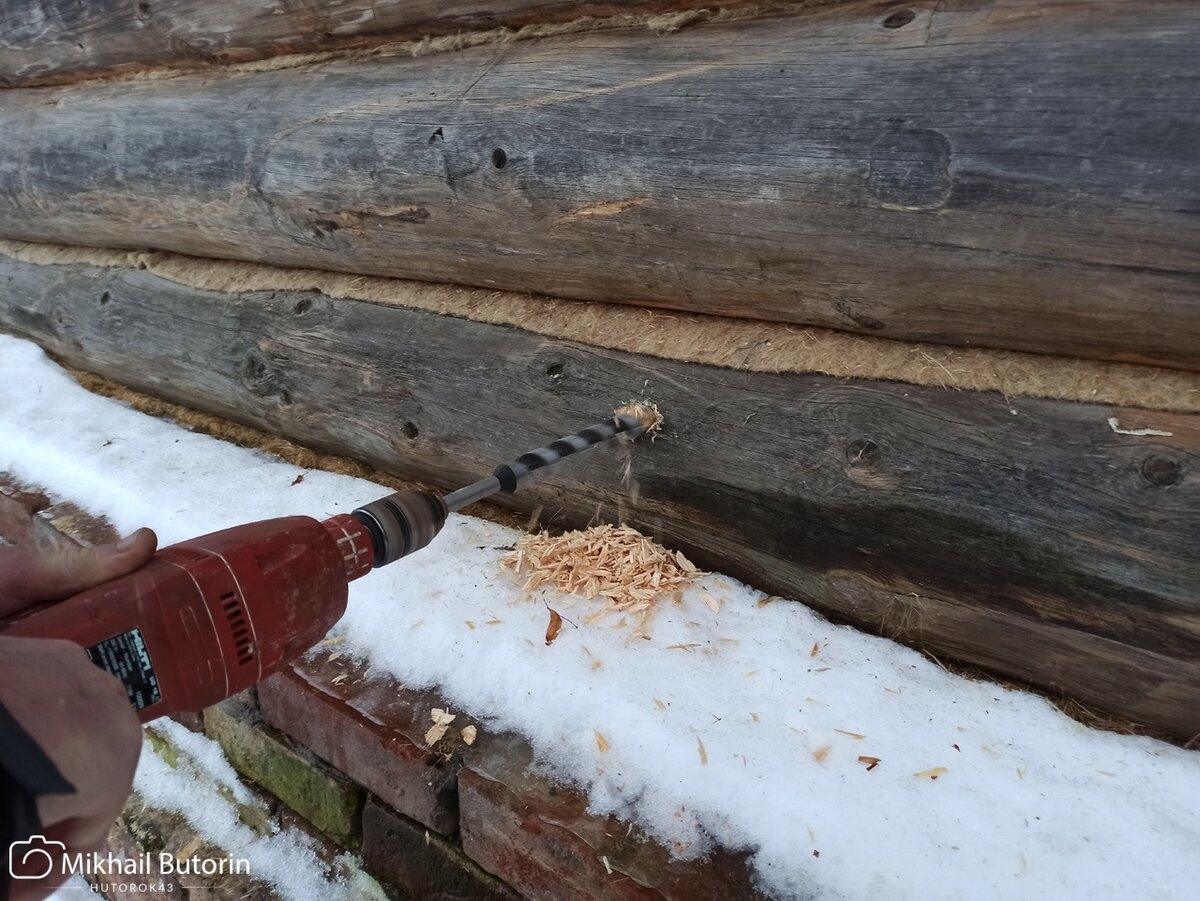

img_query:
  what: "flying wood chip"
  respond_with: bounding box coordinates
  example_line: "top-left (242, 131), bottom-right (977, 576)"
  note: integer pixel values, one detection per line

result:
top-left (545, 608), bottom-right (564, 645)
top-left (915, 767), bottom-right (948, 780)
top-left (858, 756), bottom-right (881, 771)
top-left (697, 737), bottom-right (708, 765)
top-left (461, 725), bottom-right (477, 746)
top-left (594, 729), bottom-right (611, 753)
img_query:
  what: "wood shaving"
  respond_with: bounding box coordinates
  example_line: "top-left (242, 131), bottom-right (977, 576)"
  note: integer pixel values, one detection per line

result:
top-left (614, 401), bottom-right (664, 437)
top-left (594, 730), bottom-right (611, 753)
top-left (915, 767), bottom-right (948, 780)
top-left (653, 698), bottom-right (667, 711)
top-left (697, 737), bottom-right (708, 766)
top-left (425, 709), bottom-right (456, 746)
top-left (461, 725), bottom-right (477, 746)
top-left (503, 524), bottom-right (704, 633)
top-left (701, 592), bottom-right (721, 613)
top-left (810, 642), bottom-right (821, 657)
top-left (835, 729), bottom-right (866, 740)
top-left (858, 756), bottom-right (881, 771)
top-left (812, 745), bottom-right (832, 763)
top-left (317, 636), bottom-right (346, 647)
top-left (667, 643), bottom-right (701, 651)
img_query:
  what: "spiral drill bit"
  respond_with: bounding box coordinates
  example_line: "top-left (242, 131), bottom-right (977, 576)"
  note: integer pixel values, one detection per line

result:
top-left (443, 413), bottom-right (647, 513)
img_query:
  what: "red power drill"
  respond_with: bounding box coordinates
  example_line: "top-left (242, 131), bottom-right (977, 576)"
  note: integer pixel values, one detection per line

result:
top-left (0, 415), bottom-right (645, 721)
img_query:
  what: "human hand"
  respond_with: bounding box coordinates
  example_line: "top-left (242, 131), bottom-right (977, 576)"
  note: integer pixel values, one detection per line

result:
top-left (0, 486), bottom-right (156, 900)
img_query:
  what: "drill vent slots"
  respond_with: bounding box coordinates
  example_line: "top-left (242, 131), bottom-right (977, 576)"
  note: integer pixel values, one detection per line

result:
top-left (220, 590), bottom-right (255, 665)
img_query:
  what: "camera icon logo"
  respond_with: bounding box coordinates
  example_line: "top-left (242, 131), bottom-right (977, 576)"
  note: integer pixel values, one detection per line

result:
top-left (9, 835), bottom-right (65, 880)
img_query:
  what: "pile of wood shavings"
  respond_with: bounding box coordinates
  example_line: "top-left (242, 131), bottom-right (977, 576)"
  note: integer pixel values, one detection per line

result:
top-left (502, 524), bottom-right (704, 633)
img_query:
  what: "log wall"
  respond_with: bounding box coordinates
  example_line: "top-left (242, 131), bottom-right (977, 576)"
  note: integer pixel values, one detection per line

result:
top-left (1, 251), bottom-right (1196, 739)
top-left (0, 0), bottom-right (736, 87)
top-left (0, 0), bottom-right (1197, 365)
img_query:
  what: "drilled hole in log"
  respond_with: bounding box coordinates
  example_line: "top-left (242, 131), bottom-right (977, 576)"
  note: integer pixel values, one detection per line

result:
top-left (492, 148), bottom-right (508, 169)
top-left (546, 362), bottom-right (564, 378)
top-left (401, 421), bottom-right (419, 439)
top-left (293, 297), bottom-right (313, 315)
top-left (883, 9), bottom-right (916, 28)
top-left (99, 291), bottom-right (110, 306)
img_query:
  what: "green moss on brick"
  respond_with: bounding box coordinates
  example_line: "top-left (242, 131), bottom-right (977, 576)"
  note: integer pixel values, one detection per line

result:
top-left (205, 703), bottom-right (364, 848)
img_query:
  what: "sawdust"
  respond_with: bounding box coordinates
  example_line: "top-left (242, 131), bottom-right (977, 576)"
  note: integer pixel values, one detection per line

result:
top-left (502, 523), bottom-right (704, 635)
top-left (615, 402), bottom-right (665, 437)
top-left (44, 1), bottom-right (838, 88)
top-left (4, 240), bottom-right (1196, 413)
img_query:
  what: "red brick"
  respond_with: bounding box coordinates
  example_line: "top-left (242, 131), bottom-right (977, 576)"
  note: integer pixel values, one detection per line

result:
top-left (258, 654), bottom-right (475, 835)
top-left (460, 733), bottom-right (770, 901)
top-left (362, 797), bottom-right (517, 900)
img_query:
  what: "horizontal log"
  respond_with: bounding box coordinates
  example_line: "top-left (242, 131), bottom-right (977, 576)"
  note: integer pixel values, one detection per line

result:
top-left (0, 0), bottom-right (724, 87)
top-left (1, 252), bottom-right (1196, 740)
top-left (1, 1), bottom-right (1198, 366)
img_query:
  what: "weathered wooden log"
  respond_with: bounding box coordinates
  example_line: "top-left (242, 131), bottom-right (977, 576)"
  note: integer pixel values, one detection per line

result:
top-left (1, 0), bottom-right (1197, 367)
top-left (0, 0), bottom-right (726, 87)
top-left (1, 252), bottom-right (1196, 739)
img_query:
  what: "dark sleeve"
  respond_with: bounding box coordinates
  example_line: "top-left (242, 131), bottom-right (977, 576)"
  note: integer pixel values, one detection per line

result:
top-left (0, 702), bottom-right (74, 901)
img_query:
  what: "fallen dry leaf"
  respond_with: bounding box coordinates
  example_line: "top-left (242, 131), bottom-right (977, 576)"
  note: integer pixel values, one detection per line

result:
top-left (595, 730), bottom-right (611, 753)
top-left (545, 608), bottom-right (564, 645)
top-left (858, 756), bottom-right (881, 771)
top-left (915, 767), bottom-right (948, 780)
top-left (812, 745), bottom-right (832, 763)
top-left (461, 725), bottom-right (477, 746)
top-left (697, 737), bottom-right (708, 766)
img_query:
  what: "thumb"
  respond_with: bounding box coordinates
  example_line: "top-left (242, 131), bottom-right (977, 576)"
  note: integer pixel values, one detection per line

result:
top-left (3, 528), bottom-right (158, 606)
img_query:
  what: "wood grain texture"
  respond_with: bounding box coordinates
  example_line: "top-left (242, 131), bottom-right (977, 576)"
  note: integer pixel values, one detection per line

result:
top-left (1, 253), bottom-right (1196, 739)
top-left (0, 0), bottom-right (723, 87)
top-left (0, 0), bottom-right (1197, 366)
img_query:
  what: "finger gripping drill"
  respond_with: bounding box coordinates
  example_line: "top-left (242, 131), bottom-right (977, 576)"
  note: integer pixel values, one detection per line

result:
top-left (0, 415), bottom-right (644, 722)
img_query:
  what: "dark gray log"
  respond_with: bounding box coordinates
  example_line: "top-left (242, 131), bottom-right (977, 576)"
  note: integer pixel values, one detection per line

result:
top-left (0, 1), bottom-right (1197, 366)
top-left (0, 0), bottom-right (719, 87)
top-left (1, 252), bottom-right (1196, 739)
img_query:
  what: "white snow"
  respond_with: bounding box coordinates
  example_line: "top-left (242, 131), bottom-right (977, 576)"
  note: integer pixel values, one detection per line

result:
top-left (2, 335), bottom-right (1198, 900)
top-left (135, 724), bottom-right (365, 901)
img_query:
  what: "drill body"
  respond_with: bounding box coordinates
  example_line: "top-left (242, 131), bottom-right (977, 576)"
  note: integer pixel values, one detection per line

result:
top-left (1, 513), bottom-right (379, 722)
top-left (0, 413), bottom-right (644, 721)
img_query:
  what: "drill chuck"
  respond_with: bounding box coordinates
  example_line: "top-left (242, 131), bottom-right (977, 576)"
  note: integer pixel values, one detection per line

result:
top-left (351, 490), bottom-right (448, 568)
